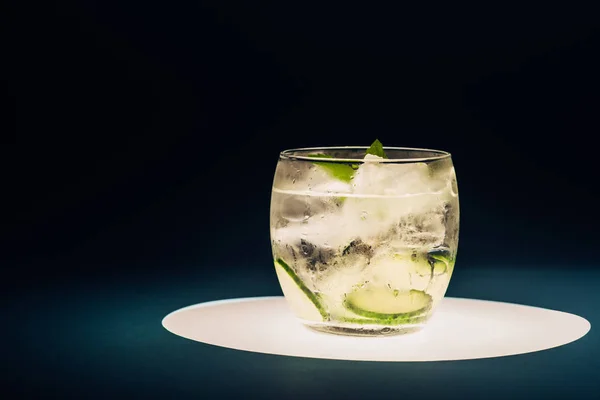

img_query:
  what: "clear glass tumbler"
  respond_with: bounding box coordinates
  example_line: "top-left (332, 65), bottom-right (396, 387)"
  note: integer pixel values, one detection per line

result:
top-left (270, 146), bottom-right (459, 336)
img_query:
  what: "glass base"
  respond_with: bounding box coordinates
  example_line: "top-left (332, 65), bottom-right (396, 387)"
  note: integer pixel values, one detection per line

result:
top-left (305, 322), bottom-right (425, 337)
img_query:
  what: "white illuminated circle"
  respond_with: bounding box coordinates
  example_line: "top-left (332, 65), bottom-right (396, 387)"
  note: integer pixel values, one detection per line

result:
top-left (162, 297), bottom-right (590, 362)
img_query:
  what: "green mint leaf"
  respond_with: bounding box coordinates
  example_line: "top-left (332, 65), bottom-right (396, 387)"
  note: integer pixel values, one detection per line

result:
top-left (308, 153), bottom-right (355, 183)
top-left (366, 139), bottom-right (388, 159)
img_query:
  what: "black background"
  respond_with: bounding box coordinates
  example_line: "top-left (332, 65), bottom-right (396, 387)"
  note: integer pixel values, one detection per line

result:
top-left (8, 2), bottom-right (599, 280)
top-left (5, 2), bottom-right (600, 398)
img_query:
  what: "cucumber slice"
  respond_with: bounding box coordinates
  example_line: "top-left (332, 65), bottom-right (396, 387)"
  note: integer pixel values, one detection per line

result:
top-left (427, 248), bottom-right (452, 275)
top-left (406, 248), bottom-right (453, 277)
top-left (344, 287), bottom-right (432, 320)
top-left (340, 314), bottom-right (430, 326)
top-left (274, 258), bottom-right (328, 321)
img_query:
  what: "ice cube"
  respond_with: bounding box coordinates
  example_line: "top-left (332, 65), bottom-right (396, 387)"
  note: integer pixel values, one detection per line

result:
top-left (311, 179), bottom-right (352, 195)
top-left (351, 159), bottom-right (428, 195)
top-left (272, 211), bottom-right (355, 250)
top-left (279, 196), bottom-right (311, 223)
top-left (390, 211), bottom-right (446, 249)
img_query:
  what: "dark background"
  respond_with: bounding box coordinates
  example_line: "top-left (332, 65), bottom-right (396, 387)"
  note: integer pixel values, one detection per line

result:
top-left (5, 2), bottom-right (600, 398)
top-left (8, 2), bottom-right (599, 278)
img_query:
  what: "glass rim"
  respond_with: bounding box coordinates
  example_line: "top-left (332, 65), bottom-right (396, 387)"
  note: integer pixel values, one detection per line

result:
top-left (280, 146), bottom-right (451, 163)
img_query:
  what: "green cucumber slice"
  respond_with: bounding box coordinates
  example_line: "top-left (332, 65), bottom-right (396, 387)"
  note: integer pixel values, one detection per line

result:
top-left (340, 314), bottom-right (430, 326)
top-left (405, 248), bottom-right (453, 277)
top-left (344, 287), bottom-right (432, 320)
top-left (308, 154), bottom-right (355, 183)
top-left (427, 248), bottom-right (452, 275)
top-left (274, 258), bottom-right (328, 321)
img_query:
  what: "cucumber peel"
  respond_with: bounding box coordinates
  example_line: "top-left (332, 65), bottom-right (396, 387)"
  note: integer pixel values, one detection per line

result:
top-left (340, 314), bottom-right (430, 326)
top-left (274, 258), bottom-right (328, 321)
top-left (307, 154), bottom-right (355, 183)
top-left (404, 248), bottom-right (453, 277)
top-left (427, 248), bottom-right (453, 275)
top-left (344, 287), bottom-right (432, 320)
top-left (307, 139), bottom-right (388, 183)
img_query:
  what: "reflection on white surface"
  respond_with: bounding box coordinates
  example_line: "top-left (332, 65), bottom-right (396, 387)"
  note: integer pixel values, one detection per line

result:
top-left (162, 297), bottom-right (591, 362)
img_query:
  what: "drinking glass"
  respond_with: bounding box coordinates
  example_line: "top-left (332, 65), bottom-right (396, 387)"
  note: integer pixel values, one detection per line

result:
top-left (270, 146), bottom-right (459, 336)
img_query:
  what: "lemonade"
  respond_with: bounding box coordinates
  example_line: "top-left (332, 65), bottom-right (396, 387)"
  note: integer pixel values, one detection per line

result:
top-left (270, 142), bottom-right (459, 336)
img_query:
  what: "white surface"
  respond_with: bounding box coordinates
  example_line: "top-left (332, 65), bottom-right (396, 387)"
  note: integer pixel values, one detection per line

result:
top-left (162, 296), bottom-right (591, 362)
